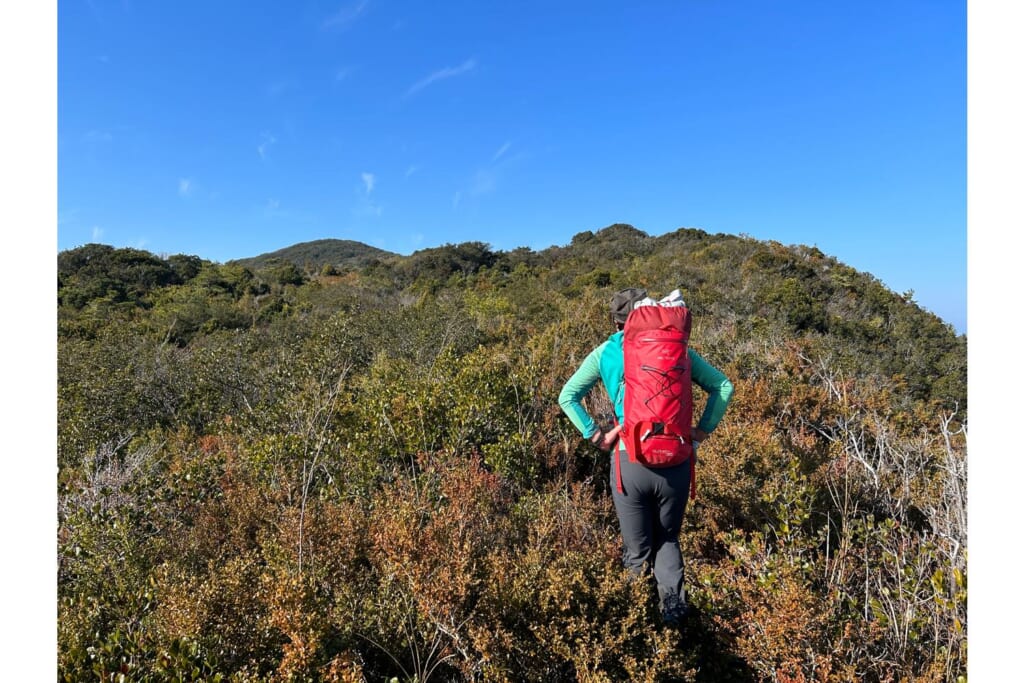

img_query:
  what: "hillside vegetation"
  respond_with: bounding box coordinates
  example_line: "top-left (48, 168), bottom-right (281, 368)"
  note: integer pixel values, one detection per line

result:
top-left (228, 239), bottom-right (397, 274)
top-left (58, 225), bottom-right (966, 682)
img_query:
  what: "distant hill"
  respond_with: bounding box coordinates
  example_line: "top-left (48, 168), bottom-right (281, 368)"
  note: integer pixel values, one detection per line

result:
top-left (57, 224), bottom-right (966, 407)
top-left (229, 238), bottom-right (397, 272)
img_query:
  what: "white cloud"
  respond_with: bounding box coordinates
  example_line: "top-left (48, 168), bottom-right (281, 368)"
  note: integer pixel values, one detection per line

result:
top-left (91, 226), bottom-right (103, 241)
top-left (406, 58), bottom-right (477, 97)
top-left (453, 191), bottom-right (462, 209)
top-left (353, 175), bottom-right (382, 218)
top-left (258, 132), bottom-right (277, 160)
top-left (178, 178), bottom-right (193, 197)
top-left (323, 0), bottom-right (369, 30)
top-left (405, 165), bottom-right (418, 177)
top-left (493, 141), bottom-right (511, 162)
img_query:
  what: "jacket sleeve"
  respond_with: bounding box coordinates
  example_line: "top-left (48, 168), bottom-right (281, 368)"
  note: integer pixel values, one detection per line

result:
top-left (558, 343), bottom-right (606, 439)
top-left (689, 349), bottom-right (734, 434)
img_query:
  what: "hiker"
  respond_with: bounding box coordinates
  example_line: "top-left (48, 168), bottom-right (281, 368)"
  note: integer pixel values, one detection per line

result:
top-left (558, 287), bottom-right (733, 625)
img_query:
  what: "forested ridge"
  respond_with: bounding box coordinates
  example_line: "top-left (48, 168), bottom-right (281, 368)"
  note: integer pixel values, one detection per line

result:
top-left (228, 239), bottom-right (397, 274)
top-left (58, 224), bottom-right (967, 682)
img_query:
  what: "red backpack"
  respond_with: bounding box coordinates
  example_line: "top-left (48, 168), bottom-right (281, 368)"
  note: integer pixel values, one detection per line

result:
top-left (616, 304), bottom-right (697, 498)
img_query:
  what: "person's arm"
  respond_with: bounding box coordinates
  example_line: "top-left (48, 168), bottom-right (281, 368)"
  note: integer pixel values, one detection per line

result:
top-left (689, 349), bottom-right (734, 442)
top-left (558, 343), bottom-right (608, 446)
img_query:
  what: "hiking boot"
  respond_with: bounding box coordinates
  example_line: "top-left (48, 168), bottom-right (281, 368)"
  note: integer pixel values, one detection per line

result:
top-left (660, 592), bottom-right (688, 626)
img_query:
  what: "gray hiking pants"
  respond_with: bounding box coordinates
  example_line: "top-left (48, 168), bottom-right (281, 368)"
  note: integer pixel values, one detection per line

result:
top-left (610, 448), bottom-right (693, 608)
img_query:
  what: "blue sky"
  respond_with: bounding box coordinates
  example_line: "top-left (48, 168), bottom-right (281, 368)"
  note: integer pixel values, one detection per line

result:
top-left (57, 0), bottom-right (966, 332)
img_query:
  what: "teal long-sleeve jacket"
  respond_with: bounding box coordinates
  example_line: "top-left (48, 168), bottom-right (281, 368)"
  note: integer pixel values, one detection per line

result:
top-left (558, 331), bottom-right (734, 441)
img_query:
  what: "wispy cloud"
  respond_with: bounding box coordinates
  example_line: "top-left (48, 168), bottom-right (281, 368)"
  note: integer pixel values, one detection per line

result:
top-left (451, 141), bottom-right (528, 209)
top-left (323, 0), bottom-right (369, 30)
top-left (353, 174), bottom-right (382, 218)
top-left (405, 165), bottom-right (419, 178)
top-left (91, 226), bottom-right (104, 241)
top-left (263, 198), bottom-right (285, 218)
top-left (470, 169), bottom-right (496, 197)
top-left (361, 172), bottom-right (376, 194)
top-left (492, 141), bottom-right (511, 162)
top-left (178, 178), bottom-right (194, 197)
top-left (334, 66), bottom-right (354, 83)
top-left (406, 58), bottom-right (477, 98)
top-left (258, 132), bottom-right (277, 160)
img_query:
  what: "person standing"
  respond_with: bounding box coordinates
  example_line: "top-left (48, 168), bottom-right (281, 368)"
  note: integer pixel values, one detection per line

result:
top-left (558, 287), bottom-right (733, 625)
